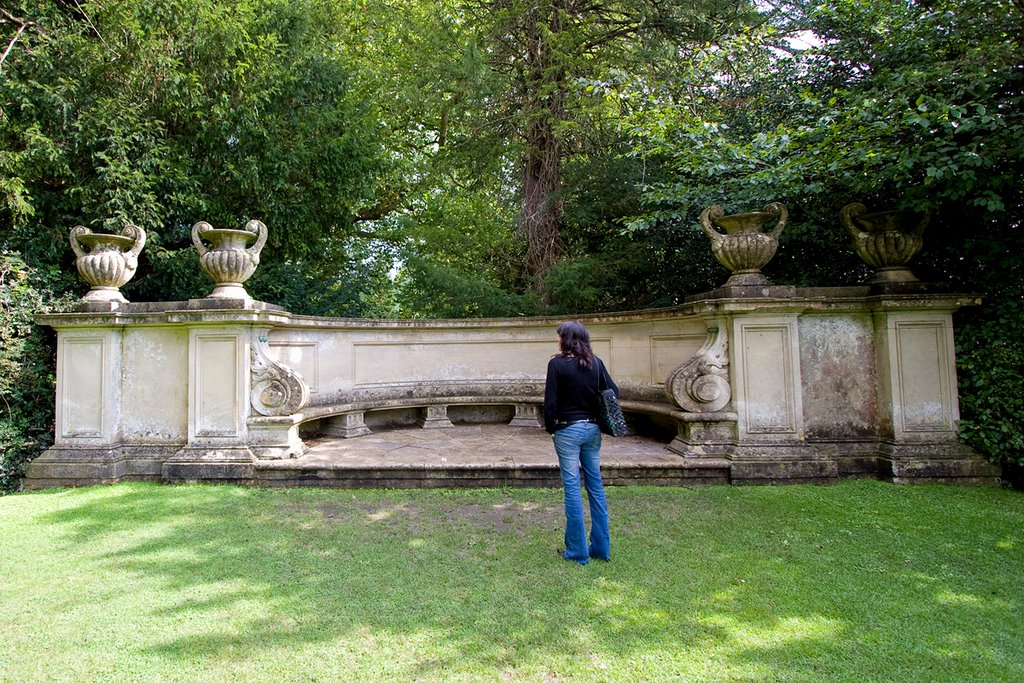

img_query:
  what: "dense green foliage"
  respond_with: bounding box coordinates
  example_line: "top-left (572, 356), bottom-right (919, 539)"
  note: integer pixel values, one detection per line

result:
top-left (621, 0), bottom-right (1023, 278)
top-left (0, 253), bottom-right (73, 491)
top-left (0, 0), bottom-right (400, 491)
top-left (1, 0), bottom-right (1022, 484)
top-left (1, 0), bottom-right (394, 310)
top-left (618, 0), bottom-right (1024, 464)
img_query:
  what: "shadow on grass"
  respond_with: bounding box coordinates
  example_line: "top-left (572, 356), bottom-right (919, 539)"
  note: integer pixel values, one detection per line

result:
top-left (26, 481), bottom-right (1024, 681)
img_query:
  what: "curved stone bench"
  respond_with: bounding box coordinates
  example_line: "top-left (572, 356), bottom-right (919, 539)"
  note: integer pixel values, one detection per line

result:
top-left (248, 379), bottom-right (738, 464)
top-left (29, 287), bottom-right (999, 488)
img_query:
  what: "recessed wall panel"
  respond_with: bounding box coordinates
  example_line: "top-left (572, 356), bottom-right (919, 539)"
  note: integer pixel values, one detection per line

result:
top-left (122, 328), bottom-right (188, 441)
top-left (352, 340), bottom-right (554, 386)
top-left (733, 317), bottom-right (803, 440)
top-left (61, 337), bottom-right (104, 437)
top-left (195, 336), bottom-right (240, 437)
top-left (896, 322), bottom-right (953, 432)
top-left (742, 327), bottom-right (793, 433)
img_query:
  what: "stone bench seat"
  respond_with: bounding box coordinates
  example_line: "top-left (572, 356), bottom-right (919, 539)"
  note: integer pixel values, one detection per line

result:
top-left (282, 380), bottom-right (734, 443)
top-left (246, 379), bottom-right (739, 461)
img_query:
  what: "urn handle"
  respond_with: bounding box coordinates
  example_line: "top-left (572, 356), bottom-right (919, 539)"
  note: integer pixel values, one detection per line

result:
top-left (913, 210), bottom-right (932, 238)
top-left (840, 202), bottom-right (868, 240)
top-left (122, 224), bottom-right (147, 257)
top-left (245, 219), bottom-right (268, 264)
top-left (840, 202), bottom-right (932, 239)
top-left (69, 225), bottom-right (90, 259)
top-left (699, 205), bottom-right (726, 243)
top-left (191, 221), bottom-right (213, 257)
top-left (763, 202), bottom-right (788, 238)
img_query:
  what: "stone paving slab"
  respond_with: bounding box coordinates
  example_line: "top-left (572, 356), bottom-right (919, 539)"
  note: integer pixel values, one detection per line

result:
top-left (253, 424), bottom-right (732, 488)
top-left (270, 425), bottom-right (683, 469)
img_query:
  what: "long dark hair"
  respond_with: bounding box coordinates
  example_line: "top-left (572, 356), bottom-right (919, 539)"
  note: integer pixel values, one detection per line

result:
top-left (557, 320), bottom-right (595, 370)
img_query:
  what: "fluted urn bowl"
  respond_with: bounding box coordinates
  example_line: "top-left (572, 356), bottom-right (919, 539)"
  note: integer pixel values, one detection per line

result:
top-left (70, 225), bottom-right (147, 303)
top-left (700, 203), bottom-right (788, 286)
top-left (192, 220), bottom-right (268, 299)
top-left (840, 202), bottom-right (929, 283)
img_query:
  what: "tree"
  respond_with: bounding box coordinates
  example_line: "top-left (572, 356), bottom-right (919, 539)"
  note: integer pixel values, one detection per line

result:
top-left (0, 0), bottom-right (412, 492)
top-left (319, 0), bottom-right (766, 307)
top-left (620, 0), bottom-right (1024, 466)
top-left (474, 0), bottom-right (761, 280)
top-left (0, 0), bottom-right (393, 312)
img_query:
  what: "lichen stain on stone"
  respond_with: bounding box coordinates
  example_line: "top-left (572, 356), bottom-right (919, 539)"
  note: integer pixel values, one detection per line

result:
top-left (800, 316), bottom-right (877, 438)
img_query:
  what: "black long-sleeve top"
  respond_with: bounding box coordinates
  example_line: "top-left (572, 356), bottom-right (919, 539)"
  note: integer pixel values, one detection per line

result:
top-left (543, 355), bottom-right (619, 434)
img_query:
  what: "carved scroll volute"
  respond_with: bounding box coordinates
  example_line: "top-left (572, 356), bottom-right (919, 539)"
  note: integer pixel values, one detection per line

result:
top-left (763, 202), bottom-right (788, 239)
top-left (250, 335), bottom-right (310, 417)
top-left (244, 219), bottom-right (268, 265)
top-left (666, 325), bottom-right (732, 413)
top-left (699, 205), bottom-right (727, 245)
top-left (191, 221), bottom-right (212, 257)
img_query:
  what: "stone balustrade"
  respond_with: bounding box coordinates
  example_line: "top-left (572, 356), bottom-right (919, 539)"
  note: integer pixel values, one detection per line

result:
top-left (24, 282), bottom-right (1000, 487)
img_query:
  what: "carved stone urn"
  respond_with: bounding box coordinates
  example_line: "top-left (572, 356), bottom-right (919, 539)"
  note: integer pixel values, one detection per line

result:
top-left (840, 202), bottom-right (929, 283)
top-left (192, 219), bottom-right (268, 299)
top-left (700, 203), bottom-right (788, 286)
top-left (69, 224), bottom-right (146, 303)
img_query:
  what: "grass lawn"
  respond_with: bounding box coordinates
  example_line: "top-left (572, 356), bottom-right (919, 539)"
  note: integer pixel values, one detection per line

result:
top-left (1, 480), bottom-right (1021, 682)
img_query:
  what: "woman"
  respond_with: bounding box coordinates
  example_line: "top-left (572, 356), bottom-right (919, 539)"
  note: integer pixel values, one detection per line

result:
top-left (543, 320), bottom-right (618, 565)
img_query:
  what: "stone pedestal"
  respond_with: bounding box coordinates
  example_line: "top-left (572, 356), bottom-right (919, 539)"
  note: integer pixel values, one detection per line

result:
top-left (249, 415), bottom-right (307, 459)
top-left (872, 310), bottom-right (1000, 483)
top-left (509, 403), bottom-right (544, 428)
top-left (323, 412), bottom-right (374, 438)
top-left (667, 413), bottom-right (736, 459)
top-left (26, 327), bottom-right (130, 484)
top-left (418, 405), bottom-right (454, 429)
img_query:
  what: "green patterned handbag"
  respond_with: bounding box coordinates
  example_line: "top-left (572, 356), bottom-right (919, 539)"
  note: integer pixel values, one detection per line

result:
top-left (597, 360), bottom-right (628, 437)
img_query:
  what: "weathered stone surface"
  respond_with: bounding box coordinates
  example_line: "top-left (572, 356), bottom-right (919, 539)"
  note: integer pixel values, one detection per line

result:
top-left (26, 286), bottom-right (999, 488)
top-left (162, 446), bottom-right (256, 482)
top-left (70, 224), bottom-right (146, 303)
top-left (730, 458), bottom-right (841, 485)
top-left (799, 314), bottom-right (878, 439)
top-left (700, 203), bottom-right (787, 287)
top-left (841, 202), bottom-right (929, 284)
top-left (878, 441), bottom-right (1001, 484)
top-left (192, 220), bottom-right (267, 300)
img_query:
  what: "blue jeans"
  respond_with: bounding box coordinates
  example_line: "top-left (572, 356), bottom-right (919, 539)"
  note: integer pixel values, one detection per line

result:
top-left (552, 422), bottom-right (610, 564)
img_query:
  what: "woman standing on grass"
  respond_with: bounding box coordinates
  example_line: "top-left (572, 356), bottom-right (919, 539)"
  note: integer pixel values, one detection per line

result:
top-left (543, 320), bottom-right (618, 565)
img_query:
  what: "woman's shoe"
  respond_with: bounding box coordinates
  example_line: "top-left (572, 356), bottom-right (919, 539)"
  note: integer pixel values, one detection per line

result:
top-left (557, 549), bottom-right (588, 565)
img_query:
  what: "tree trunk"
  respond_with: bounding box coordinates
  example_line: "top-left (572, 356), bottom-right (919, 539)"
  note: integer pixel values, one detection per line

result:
top-left (520, 1), bottom-right (568, 281)
top-left (521, 108), bottom-right (565, 279)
